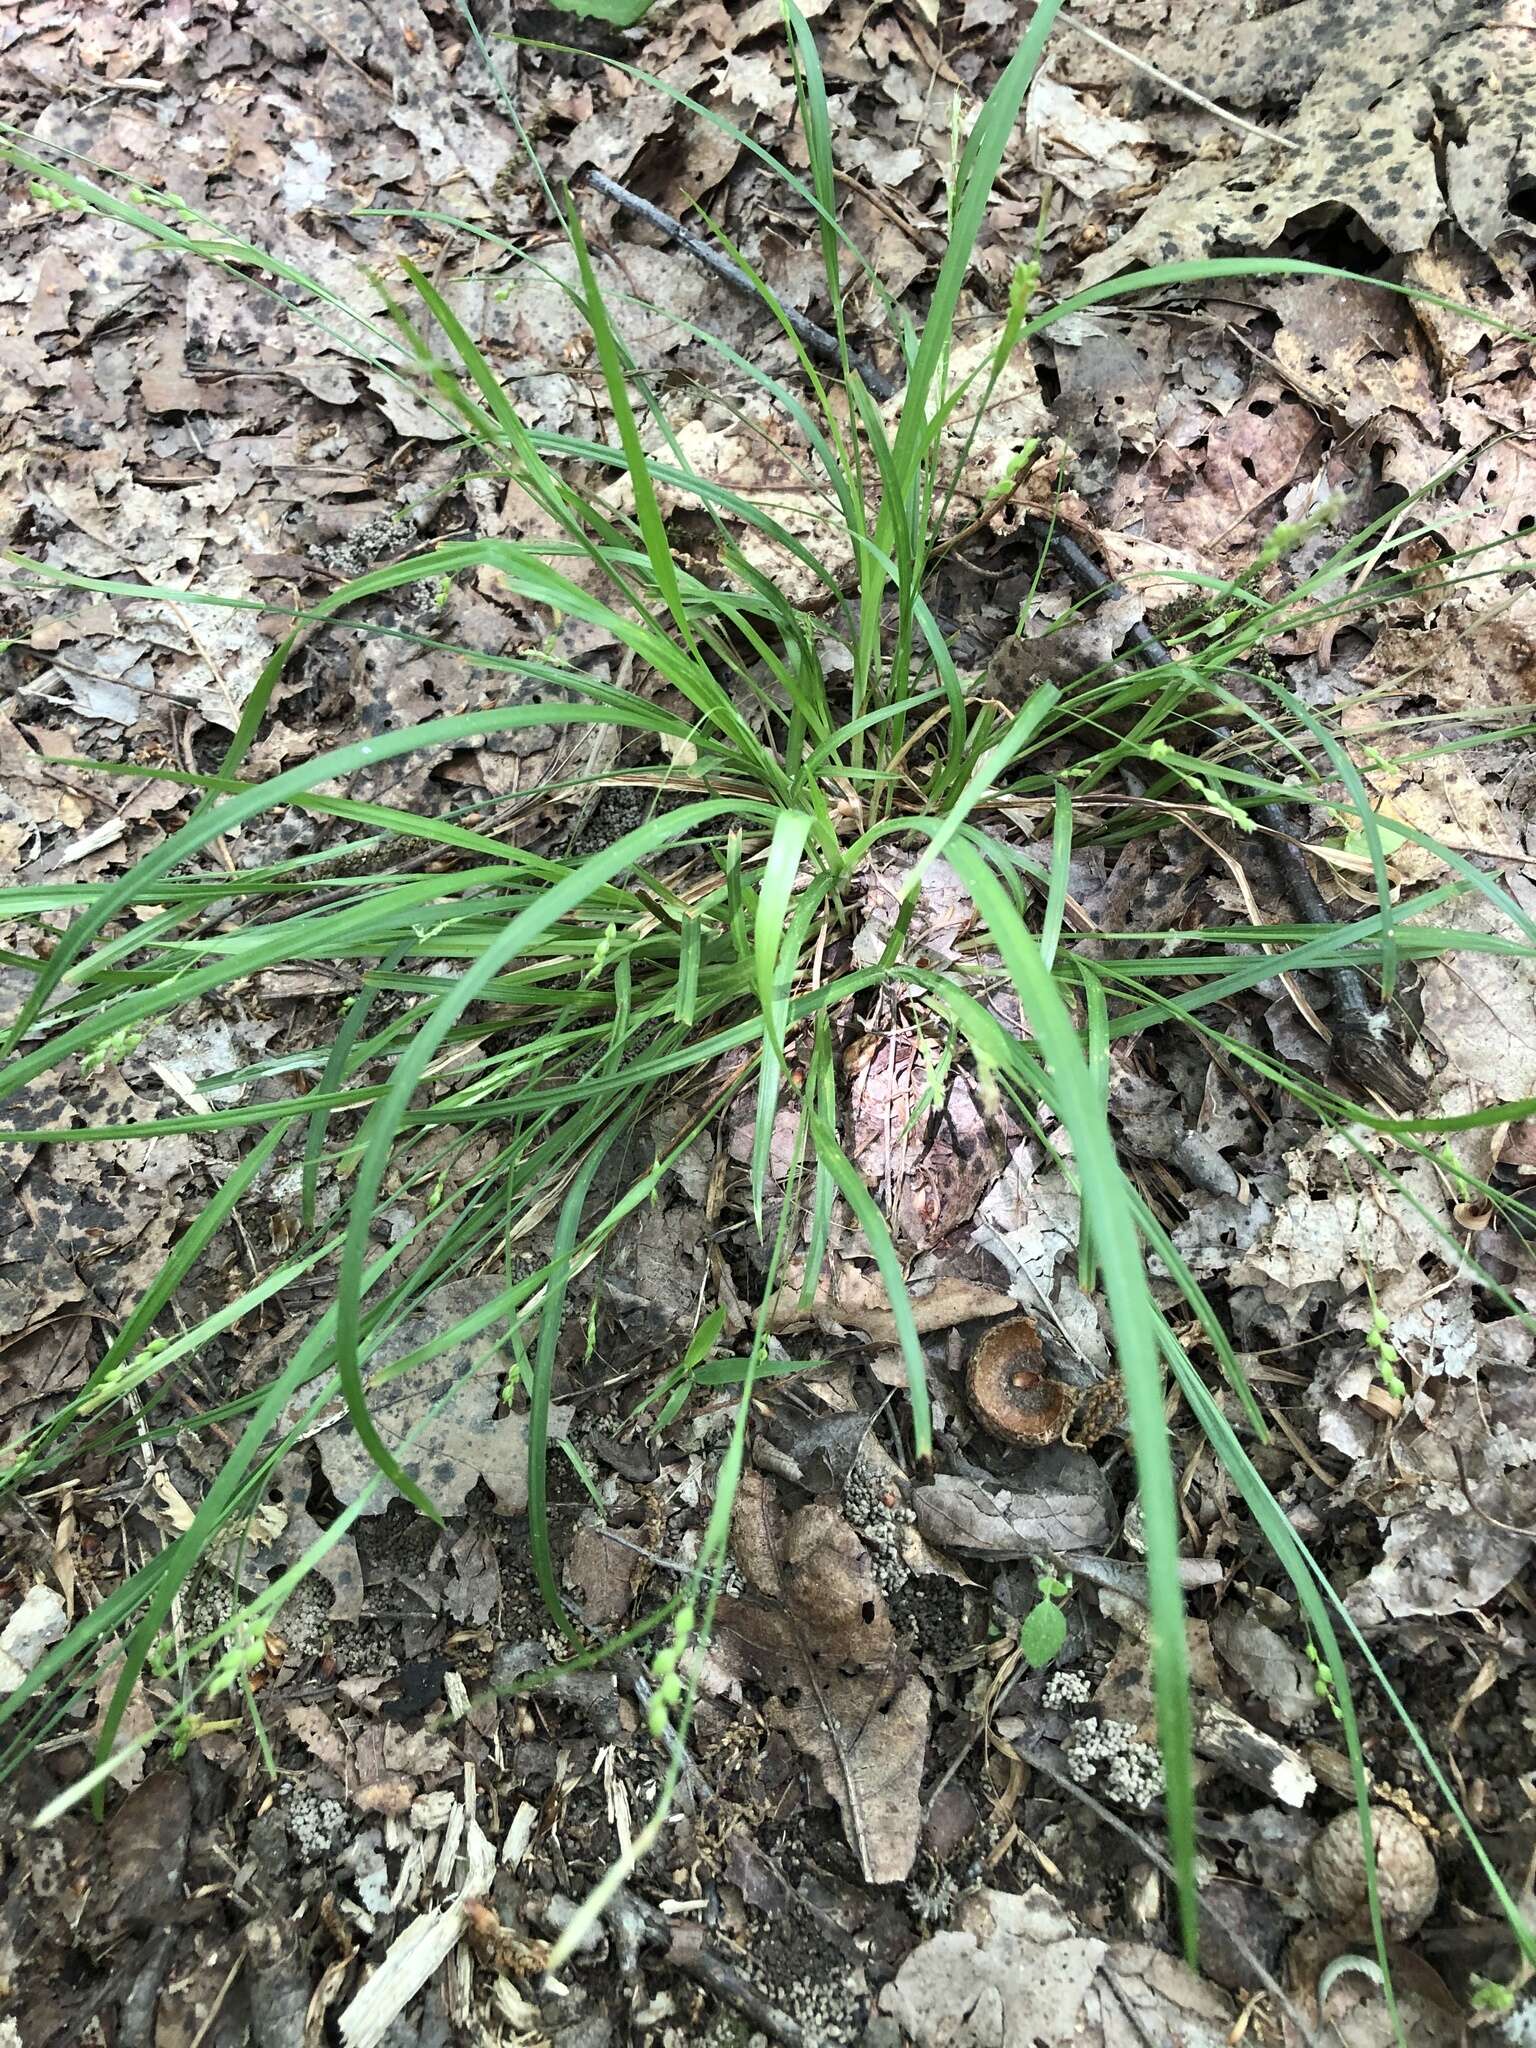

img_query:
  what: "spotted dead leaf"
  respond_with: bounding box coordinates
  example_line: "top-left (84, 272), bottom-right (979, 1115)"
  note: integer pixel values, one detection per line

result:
top-left (1081, 0), bottom-right (1536, 284)
top-left (1336, 711), bottom-right (1517, 882)
top-left (1347, 1335), bottom-right (1536, 1621)
top-left (1135, 380), bottom-right (1322, 573)
top-left (1050, 317), bottom-right (1170, 501)
top-left (1261, 274), bottom-right (1439, 433)
top-left (289, 0), bottom-right (507, 211)
top-left (1355, 597), bottom-right (1536, 711)
top-left (782, 1504), bottom-right (898, 1667)
top-left (0, 1069), bottom-right (196, 1352)
top-left (1428, 401), bottom-right (1536, 574)
top-left (314, 1281), bottom-right (530, 1519)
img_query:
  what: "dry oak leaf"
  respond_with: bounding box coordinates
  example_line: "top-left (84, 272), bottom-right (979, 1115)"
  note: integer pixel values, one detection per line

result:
top-left (882, 1885), bottom-right (1234, 2048)
top-left (1082, 0), bottom-right (1536, 282)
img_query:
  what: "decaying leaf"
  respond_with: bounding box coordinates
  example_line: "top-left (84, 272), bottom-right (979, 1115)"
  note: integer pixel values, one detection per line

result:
top-left (565, 1523), bottom-right (644, 1632)
top-left (1211, 1607), bottom-right (1317, 1729)
top-left (0, 1583), bottom-right (68, 1694)
top-left (1347, 1337), bottom-right (1536, 1619)
top-left (772, 1666), bottom-right (929, 1886)
top-left (645, 409), bottom-right (854, 607)
top-left (844, 1029), bottom-right (1018, 1250)
top-left (1229, 1131), bottom-right (1452, 1316)
top-left (851, 851), bottom-right (979, 969)
top-left (881, 1885), bottom-right (1234, 2048)
top-left (913, 1460), bottom-right (1115, 1559)
top-left (1338, 708), bottom-right (1517, 881)
top-left (1026, 64), bottom-right (1156, 208)
top-left (974, 1140), bottom-right (1113, 1372)
top-left (1132, 380), bottom-right (1321, 573)
top-left (1420, 891), bottom-right (1536, 1108)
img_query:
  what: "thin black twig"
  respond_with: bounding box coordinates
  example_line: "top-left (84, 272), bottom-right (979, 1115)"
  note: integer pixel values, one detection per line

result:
top-left (1020, 513), bottom-right (1423, 1109)
top-left (580, 169), bottom-right (897, 400)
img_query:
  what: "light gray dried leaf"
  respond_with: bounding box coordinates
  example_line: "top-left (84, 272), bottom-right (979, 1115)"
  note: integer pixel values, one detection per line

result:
top-left (291, 0), bottom-right (507, 205)
top-left (1421, 895), bottom-right (1536, 1106)
top-left (881, 1887), bottom-right (1104, 2048)
top-left (914, 1461), bottom-right (1114, 1558)
top-left (1346, 1505), bottom-right (1530, 1623)
top-left (1229, 1133), bottom-right (1450, 1314)
top-left (882, 1885), bottom-right (1237, 2048)
top-left (0, 1584), bottom-right (68, 1694)
top-left (1211, 1607), bottom-right (1317, 1728)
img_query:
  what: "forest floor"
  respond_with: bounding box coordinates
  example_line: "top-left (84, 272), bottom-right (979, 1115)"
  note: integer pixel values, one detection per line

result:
top-left (3, 1), bottom-right (1536, 2045)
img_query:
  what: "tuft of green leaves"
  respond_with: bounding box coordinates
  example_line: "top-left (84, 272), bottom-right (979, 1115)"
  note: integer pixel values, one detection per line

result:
top-left (1017, 1571), bottom-right (1073, 1671)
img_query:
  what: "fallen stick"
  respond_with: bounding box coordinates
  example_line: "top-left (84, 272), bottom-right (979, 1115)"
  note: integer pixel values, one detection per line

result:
top-left (1194, 1698), bottom-right (1316, 1808)
top-left (581, 169), bottom-right (895, 400)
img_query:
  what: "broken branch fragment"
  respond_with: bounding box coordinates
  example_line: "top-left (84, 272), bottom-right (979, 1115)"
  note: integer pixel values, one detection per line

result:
top-left (1193, 1699), bottom-right (1316, 1808)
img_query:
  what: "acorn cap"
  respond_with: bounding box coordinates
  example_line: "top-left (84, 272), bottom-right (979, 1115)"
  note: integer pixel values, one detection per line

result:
top-left (965, 1316), bottom-right (1076, 1446)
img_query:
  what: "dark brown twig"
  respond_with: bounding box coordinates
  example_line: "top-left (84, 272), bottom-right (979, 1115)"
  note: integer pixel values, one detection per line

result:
top-left (580, 169), bottom-right (897, 400)
top-left (1020, 514), bottom-right (1424, 1109)
top-left (602, 1887), bottom-right (812, 2048)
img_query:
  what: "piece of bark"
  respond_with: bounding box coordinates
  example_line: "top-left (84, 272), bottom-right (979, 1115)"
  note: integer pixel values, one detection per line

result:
top-left (1195, 1699), bottom-right (1316, 1807)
